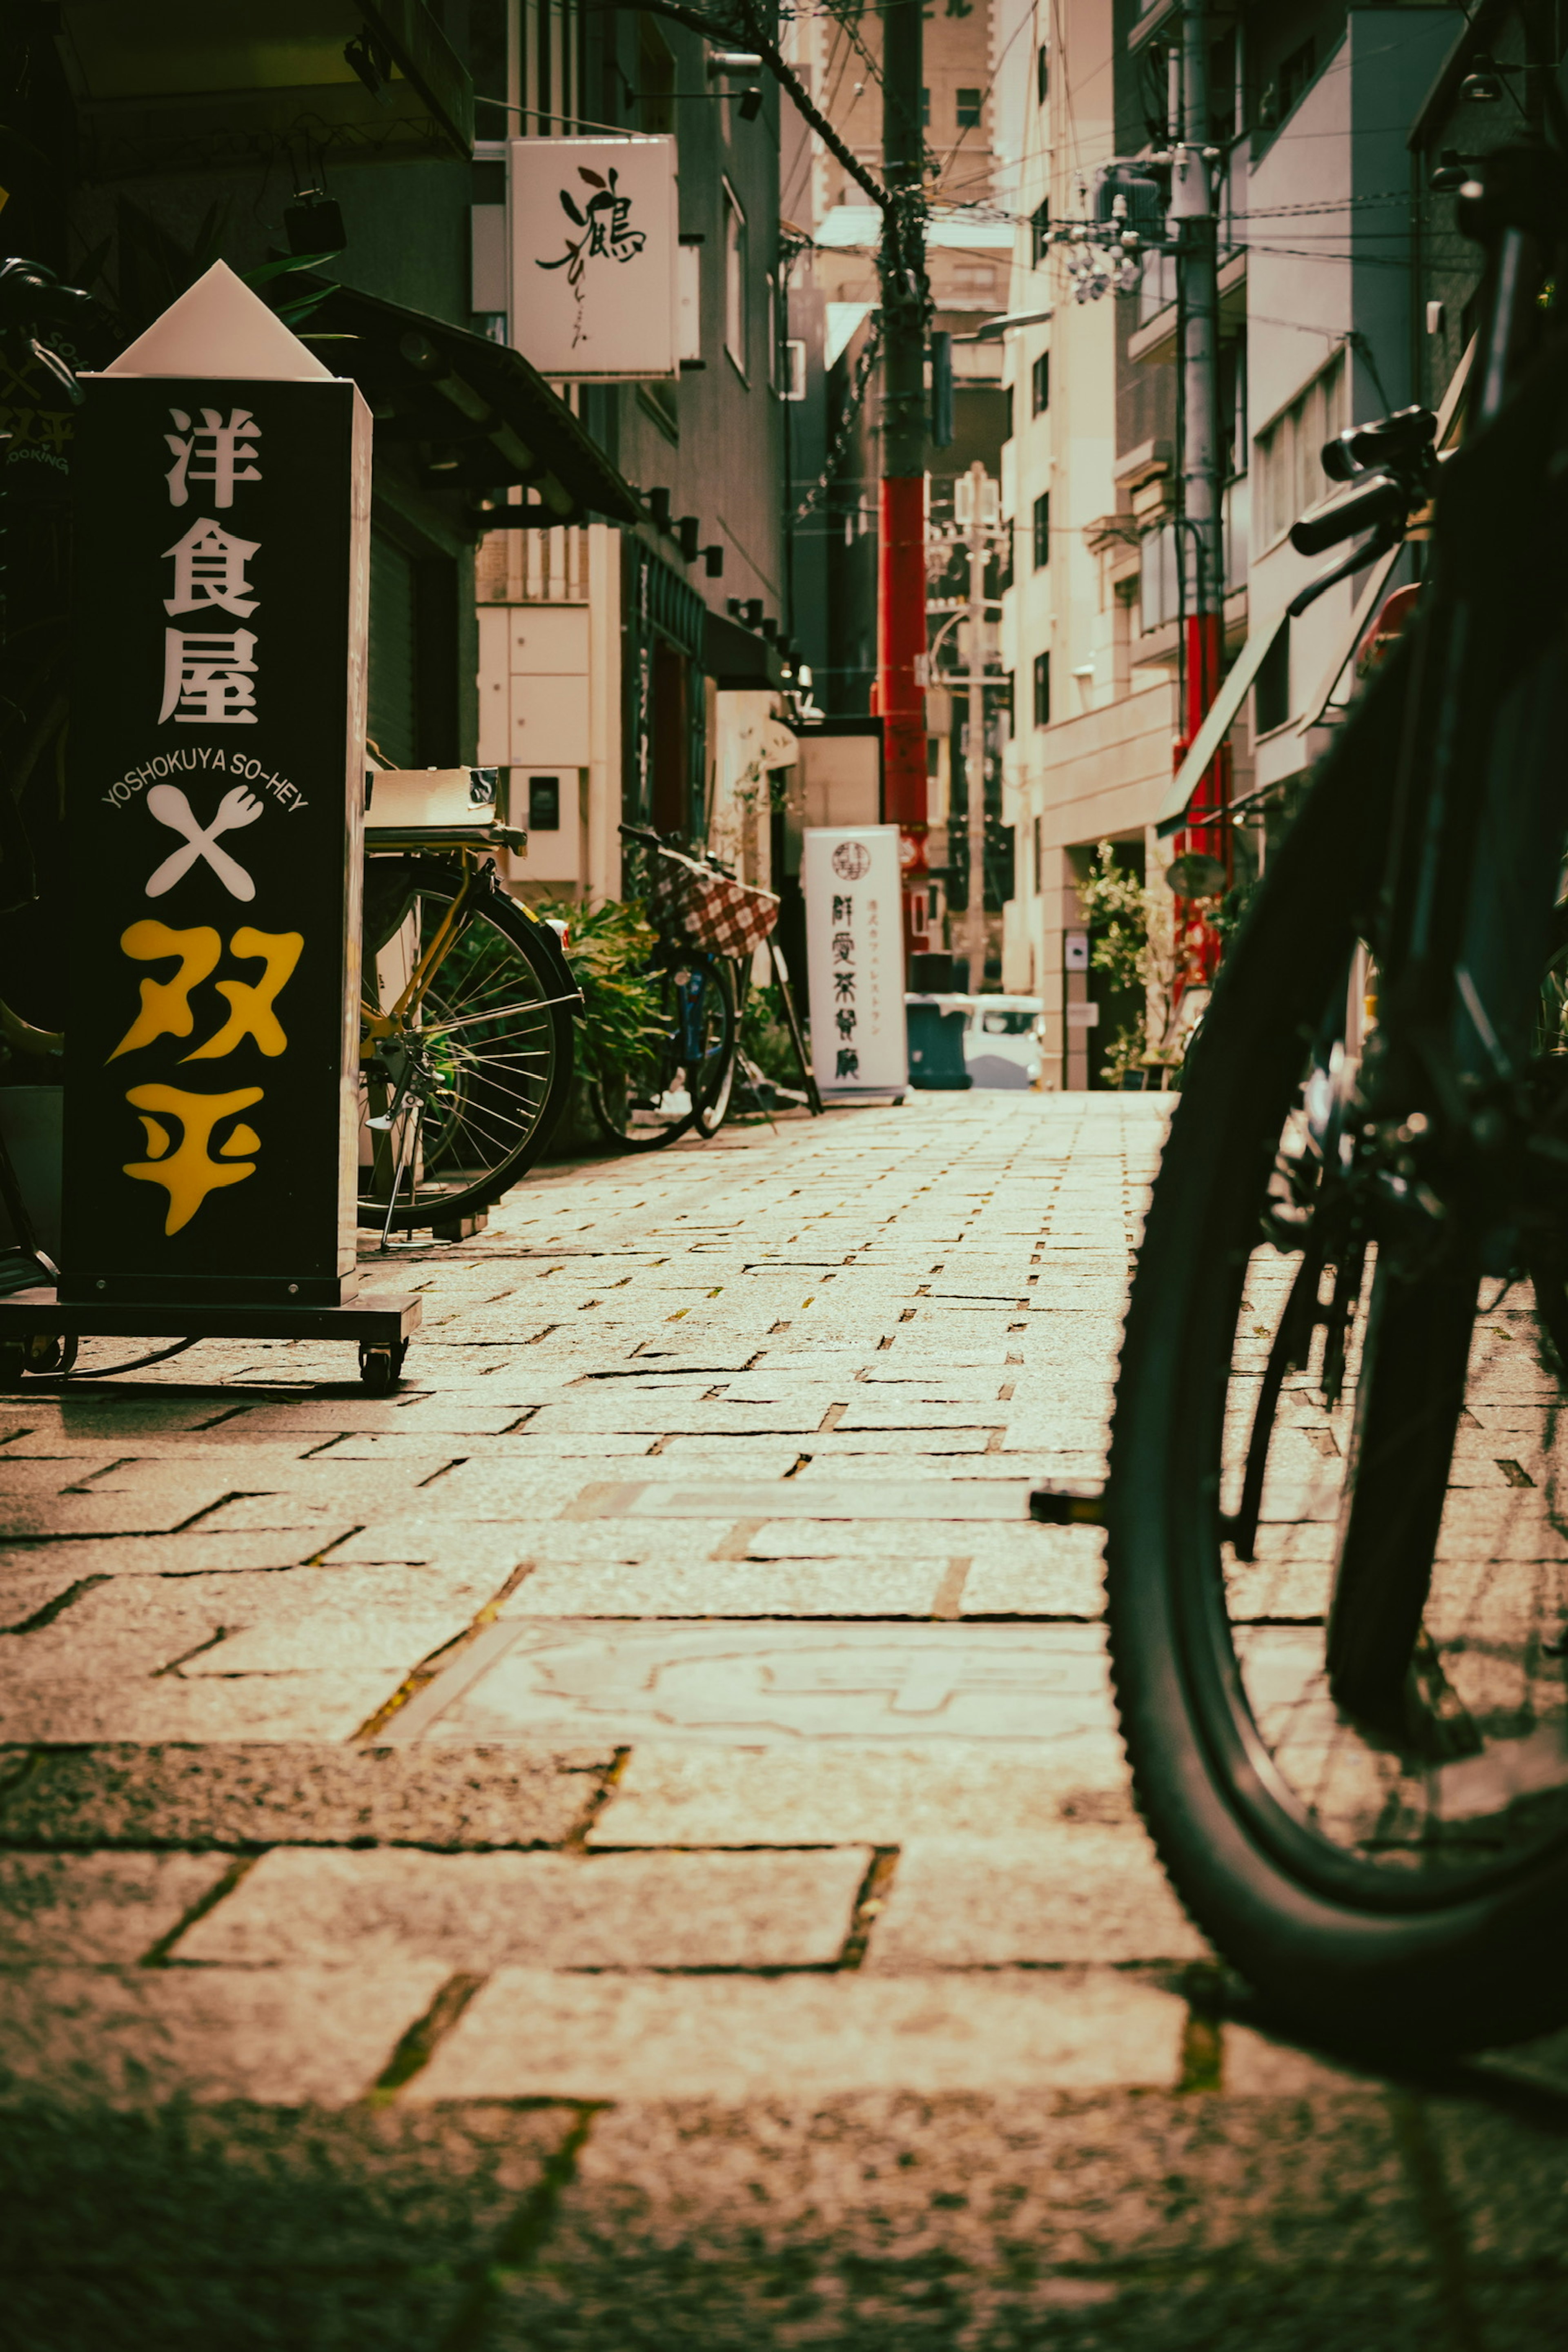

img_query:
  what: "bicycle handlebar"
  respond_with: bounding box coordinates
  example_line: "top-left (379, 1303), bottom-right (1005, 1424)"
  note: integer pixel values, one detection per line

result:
top-left (1290, 471), bottom-right (1412, 559)
top-left (0, 258), bottom-right (100, 408)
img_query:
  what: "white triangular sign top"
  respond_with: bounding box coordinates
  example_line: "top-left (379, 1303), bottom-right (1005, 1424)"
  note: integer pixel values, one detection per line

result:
top-left (103, 260), bottom-right (335, 382)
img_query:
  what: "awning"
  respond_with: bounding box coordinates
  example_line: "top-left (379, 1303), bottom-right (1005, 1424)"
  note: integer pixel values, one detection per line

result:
top-left (704, 609), bottom-right (784, 690)
top-left (300, 278), bottom-right (642, 527)
top-left (1153, 618), bottom-right (1287, 838)
top-left (60, 0), bottom-right (473, 171)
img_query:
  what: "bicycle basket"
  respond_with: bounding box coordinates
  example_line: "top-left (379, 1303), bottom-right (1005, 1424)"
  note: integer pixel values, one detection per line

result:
top-left (652, 849), bottom-right (780, 956)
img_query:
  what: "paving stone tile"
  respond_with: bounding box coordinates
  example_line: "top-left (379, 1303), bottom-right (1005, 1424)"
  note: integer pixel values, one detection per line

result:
top-left (1423, 2096), bottom-right (1568, 2266)
top-left (0, 1488), bottom-right (243, 1539)
top-left (320, 1519), bottom-right (546, 1567)
top-left (0, 1566), bottom-right (110, 1630)
top-left (3, 2098), bottom-right (570, 2352)
top-left (0, 1457), bottom-right (128, 1492)
top-left (962, 1527), bottom-right (1107, 1616)
top-left (0, 1850), bottom-right (229, 1961)
top-left (176, 1845), bottom-right (870, 1969)
top-left (410, 1968), bottom-right (1187, 2101)
top-left (3, 1564), bottom-right (499, 1684)
top-left (867, 1832), bottom-right (1209, 1966)
top-left (76, 1456), bottom-right (452, 1500)
top-left (506, 1559), bottom-right (944, 1616)
top-left (0, 1672), bottom-right (395, 1745)
top-left (572, 1477), bottom-right (1032, 1523)
top-left (393, 1619), bottom-right (1117, 1748)
top-left (0, 1740), bottom-right (609, 1849)
top-left (788, 1425), bottom-right (1009, 1457)
top-left (0, 1962), bottom-right (447, 2104)
top-left (590, 1744), bottom-right (1134, 1847)
top-left (0, 1532), bottom-right (337, 1578)
top-left (470, 2088), bottom-right (1430, 2352)
top-left (200, 1398), bottom-right (508, 1437)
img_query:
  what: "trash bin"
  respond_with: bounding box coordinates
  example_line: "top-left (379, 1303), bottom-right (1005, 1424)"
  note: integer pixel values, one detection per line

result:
top-left (906, 998), bottom-right (973, 1090)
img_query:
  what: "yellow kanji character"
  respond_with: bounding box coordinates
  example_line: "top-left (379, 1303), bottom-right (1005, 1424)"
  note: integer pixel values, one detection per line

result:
top-left (124, 1083), bottom-right (264, 1234)
top-left (185, 927), bottom-right (303, 1062)
top-left (109, 922), bottom-right (221, 1061)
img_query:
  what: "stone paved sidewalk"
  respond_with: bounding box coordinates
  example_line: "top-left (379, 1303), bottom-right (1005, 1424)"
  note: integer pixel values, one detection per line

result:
top-left (1, 1092), bottom-right (1564, 2350)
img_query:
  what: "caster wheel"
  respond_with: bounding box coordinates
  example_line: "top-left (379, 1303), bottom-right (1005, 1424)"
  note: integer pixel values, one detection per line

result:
top-left (25, 1333), bottom-right (77, 1376)
top-left (358, 1339), bottom-right (408, 1394)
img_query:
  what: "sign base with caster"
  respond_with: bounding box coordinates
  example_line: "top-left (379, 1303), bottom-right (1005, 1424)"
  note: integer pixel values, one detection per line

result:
top-left (0, 1287), bottom-right (420, 1394)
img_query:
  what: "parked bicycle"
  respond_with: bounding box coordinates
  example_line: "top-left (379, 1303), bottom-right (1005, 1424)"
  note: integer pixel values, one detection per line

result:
top-left (359, 766), bottom-right (580, 1234)
top-left (1091, 145), bottom-right (1568, 2054)
top-left (590, 820), bottom-right (782, 1151)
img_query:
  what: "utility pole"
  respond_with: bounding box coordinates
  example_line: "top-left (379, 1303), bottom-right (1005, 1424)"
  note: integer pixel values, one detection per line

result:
top-left (960, 460), bottom-right (989, 990)
top-left (878, 0), bottom-right (929, 965)
top-left (1170, 6), bottom-right (1227, 907)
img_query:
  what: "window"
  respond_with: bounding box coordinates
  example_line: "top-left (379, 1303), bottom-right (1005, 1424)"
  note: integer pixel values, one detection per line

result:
top-left (638, 17), bottom-right (675, 134)
top-left (1033, 650), bottom-right (1051, 729)
top-left (782, 338), bottom-right (806, 400)
top-left (724, 183), bottom-right (747, 375)
top-left (1030, 201), bottom-right (1051, 268)
top-left (1031, 351), bottom-right (1050, 415)
top-left (956, 87), bottom-right (982, 128)
top-left (1037, 43), bottom-right (1049, 104)
top-left (1254, 622), bottom-right (1291, 737)
top-left (1280, 37), bottom-right (1316, 117)
top-left (528, 775), bottom-right (562, 830)
top-left (1255, 351), bottom-right (1345, 549)
top-left (1032, 492), bottom-right (1050, 570)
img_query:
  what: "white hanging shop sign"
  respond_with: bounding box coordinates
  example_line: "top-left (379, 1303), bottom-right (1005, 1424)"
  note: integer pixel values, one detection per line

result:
top-left (803, 826), bottom-right (909, 1101)
top-left (510, 136), bottom-right (679, 378)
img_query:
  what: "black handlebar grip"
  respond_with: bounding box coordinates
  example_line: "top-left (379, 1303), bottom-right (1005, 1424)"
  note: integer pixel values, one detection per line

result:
top-left (1290, 471), bottom-right (1408, 558)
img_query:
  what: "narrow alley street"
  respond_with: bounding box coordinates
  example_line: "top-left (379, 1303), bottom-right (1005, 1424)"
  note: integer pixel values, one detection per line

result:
top-left (1, 1093), bottom-right (1562, 2348)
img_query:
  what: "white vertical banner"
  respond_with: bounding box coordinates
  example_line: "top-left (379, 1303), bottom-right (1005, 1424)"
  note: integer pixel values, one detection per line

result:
top-left (803, 825), bottom-right (908, 1099)
top-left (510, 137), bottom-right (679, 378)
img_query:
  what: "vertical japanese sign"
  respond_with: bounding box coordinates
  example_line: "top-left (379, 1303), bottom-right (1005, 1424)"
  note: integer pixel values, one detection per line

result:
top-left (803, 826), bottom-right (909, 1099)
top-left (61, 265), bottom-right (371, 1305)
top-left (510, 137), bottom-right (679, 378)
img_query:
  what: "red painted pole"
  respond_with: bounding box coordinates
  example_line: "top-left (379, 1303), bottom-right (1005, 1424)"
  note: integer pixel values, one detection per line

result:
top-left (1171, 7), bottom-right (1227, 996)
top-left (879, 472), bottom-right (929, 950)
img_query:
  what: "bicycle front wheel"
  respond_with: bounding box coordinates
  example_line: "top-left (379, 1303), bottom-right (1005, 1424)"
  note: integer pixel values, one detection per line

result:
top-left (359, 859), bottom-right (574, 1229)
top-left (590, 952), bottom-right (734, 1152)
top-left (1107, 654), bottom-right (1568, 2056)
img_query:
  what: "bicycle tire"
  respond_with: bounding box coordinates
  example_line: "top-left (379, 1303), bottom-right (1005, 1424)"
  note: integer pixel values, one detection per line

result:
top-left (590, 952), bottom-right (735, 1152)
top-left (359, 858), bottom-right (574, 1229)
top-left (1105, 647), bottom-right (1568, 2055)
top-left (691, 959), bottom-right (741, 1137)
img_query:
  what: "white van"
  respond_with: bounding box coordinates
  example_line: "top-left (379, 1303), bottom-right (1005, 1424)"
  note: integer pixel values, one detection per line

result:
top-left (964, 996), bottom-right (1046, 1089)
top-left (906, 994), bottom-right (1045, 1090)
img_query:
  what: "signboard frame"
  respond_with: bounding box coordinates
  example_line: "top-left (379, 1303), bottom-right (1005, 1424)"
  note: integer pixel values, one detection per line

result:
top-left (61, 294), bottom-right (371, 1307)
top-left (802, 824), bottom-right (908, 1101)
top-left (510, 136), bottom-right (680, 380)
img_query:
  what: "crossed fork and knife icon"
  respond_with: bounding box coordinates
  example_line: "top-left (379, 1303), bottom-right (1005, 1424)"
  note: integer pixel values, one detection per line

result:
top-left (145, 784), bottom-right (263, 901)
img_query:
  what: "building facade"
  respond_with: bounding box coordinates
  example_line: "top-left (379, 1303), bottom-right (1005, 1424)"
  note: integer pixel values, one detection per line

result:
top-left (469, 0), bottom-right (794, 911)
top-left (1001, 0), bottom-right (1463, 1088)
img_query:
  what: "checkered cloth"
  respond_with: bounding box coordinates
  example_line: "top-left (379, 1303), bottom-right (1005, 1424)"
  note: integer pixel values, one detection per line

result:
top-left (652, 850), bottom-right (780, 957)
